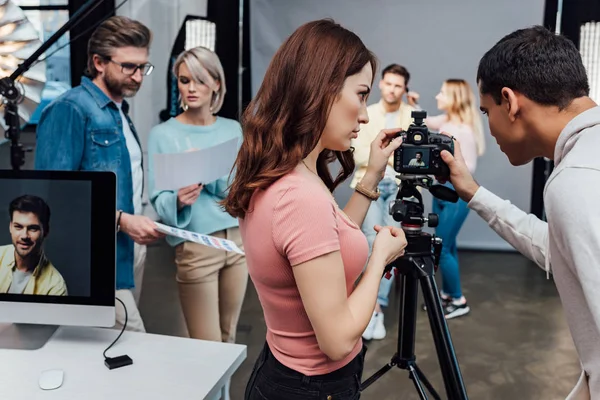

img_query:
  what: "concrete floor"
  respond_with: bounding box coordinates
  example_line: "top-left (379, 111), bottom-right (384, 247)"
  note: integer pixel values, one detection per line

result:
top-left (139, 241), bottom-right (581, 400)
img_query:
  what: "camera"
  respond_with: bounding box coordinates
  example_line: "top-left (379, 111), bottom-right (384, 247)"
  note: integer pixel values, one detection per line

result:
top-left (393, 110), bottom-right (454, 178)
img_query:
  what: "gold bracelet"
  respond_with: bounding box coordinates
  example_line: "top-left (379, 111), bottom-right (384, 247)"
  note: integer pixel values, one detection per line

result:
top-left (355, 181), bottom-right (380, 201)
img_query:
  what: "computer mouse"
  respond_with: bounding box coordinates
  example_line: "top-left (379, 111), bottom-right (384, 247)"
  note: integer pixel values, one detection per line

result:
top-left (39, 369), bottom-right (64, 390)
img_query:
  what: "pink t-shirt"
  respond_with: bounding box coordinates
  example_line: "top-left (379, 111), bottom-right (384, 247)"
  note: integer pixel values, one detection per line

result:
top-left (239, 168), bottom-right (369, 376)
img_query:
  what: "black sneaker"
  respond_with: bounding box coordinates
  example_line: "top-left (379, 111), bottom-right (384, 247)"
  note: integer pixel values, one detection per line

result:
top-left (443, 301), bottom-right (470, 319)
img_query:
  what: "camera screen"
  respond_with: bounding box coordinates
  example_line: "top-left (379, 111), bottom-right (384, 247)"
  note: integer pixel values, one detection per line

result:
top-left (403, 148), bottom-right (430, 169)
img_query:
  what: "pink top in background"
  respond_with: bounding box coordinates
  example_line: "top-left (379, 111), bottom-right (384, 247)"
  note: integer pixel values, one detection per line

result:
top-left (239, 168), bottom-right (369, 375)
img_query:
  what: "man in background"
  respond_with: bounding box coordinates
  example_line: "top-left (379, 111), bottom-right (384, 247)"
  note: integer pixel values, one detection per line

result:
top-left (0, 195), bottom-right (66, 296)
top-left (35, 16), bottom-right (164, 332)
top-left (350, 63), bottom-right (419, 340)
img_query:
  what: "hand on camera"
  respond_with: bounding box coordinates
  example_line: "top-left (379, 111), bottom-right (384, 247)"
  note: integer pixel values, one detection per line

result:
top-left (120, 214), bottom-right (165, 245)
top-left (177, 183), bottom-right (203, 210)
top-left (436, 134), bottom-right (480, 202)
top-left (366, 129), bottom-right (403, 180)
top-left (372, 225), bottom-right (407, 266)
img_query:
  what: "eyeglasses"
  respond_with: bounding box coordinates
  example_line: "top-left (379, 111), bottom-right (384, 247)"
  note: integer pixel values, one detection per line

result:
top-left (105, 58), bottom-right (154, 76)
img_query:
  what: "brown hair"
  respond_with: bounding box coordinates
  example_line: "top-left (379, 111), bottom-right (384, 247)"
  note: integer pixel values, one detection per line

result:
top-left (87, 16), bottom-right (152, 78)
top-left (223, 19), bottom-right (377, 218)
top-left (382, 64), bottom-right (410, 85)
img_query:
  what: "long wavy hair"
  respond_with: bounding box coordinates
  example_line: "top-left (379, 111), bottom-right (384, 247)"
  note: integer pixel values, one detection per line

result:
top-left (223, 19), bottom-right (377, 218)
top-left (443, 79), bottom-right (486, 156)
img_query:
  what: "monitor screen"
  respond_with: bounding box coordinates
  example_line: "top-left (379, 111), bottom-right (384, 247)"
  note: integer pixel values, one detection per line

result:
top-left (0, 170), bottom-right (115, 313)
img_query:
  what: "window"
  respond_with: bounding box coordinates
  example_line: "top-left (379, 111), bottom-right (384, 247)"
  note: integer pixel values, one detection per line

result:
top-left (12, 0), bottom-right (70, 124)
top-left (580, 21), bottom-right (600, 104)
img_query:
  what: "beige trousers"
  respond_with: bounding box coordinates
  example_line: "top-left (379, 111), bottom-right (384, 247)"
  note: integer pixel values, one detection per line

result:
top-left (114, 242), bottom-right (147, 333)
top-left (175, 227), bottom-right (247, 343)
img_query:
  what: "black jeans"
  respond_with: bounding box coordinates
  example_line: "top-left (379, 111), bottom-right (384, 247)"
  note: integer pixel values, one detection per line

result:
top-left (244, 342), bottom-right (366, 400)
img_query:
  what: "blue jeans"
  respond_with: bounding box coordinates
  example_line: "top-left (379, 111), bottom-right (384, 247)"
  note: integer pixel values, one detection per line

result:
top-left (431, 184), bottom-right (470, 299)
top-left (360, 178), bottom-right (398, 307)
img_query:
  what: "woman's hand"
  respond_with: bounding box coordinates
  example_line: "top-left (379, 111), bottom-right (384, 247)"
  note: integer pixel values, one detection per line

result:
top-left (365, 129), bottom-right (403, 182)
top-left (177, 183), bottom-right (203, 210)
top-left (371, 225), bottom-right (408, 267)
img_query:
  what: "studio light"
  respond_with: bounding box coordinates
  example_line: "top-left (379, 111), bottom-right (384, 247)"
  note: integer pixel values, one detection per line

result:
top-left (580, 21), bottom-right (600, 104)
top-left (0, 0), bottom-right (45, 137)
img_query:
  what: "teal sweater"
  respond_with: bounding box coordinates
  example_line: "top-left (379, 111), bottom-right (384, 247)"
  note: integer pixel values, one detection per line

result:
top-left (147, 117), bottom-right (241, 247)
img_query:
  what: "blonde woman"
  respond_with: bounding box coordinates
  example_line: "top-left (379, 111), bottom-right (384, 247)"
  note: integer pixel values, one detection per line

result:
top-left (147, 47), bottom-right (247, 352)
top-left (425, 79), bottom-right (485, 319)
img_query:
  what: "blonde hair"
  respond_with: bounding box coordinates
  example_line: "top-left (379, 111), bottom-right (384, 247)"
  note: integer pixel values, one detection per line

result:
top-left (87, 16), bottom-right (152, 78)
top-left (443, 79), bottom-right (485, 156)
top-left (173, 46), bottom-right (226, 113)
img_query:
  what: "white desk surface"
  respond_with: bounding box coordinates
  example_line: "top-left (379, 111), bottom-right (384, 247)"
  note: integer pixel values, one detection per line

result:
top-left (0, 325), bottom-right (247, 400)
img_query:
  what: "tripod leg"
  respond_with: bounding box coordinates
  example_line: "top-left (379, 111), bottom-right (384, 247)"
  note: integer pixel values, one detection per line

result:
top-left (407, 364), bottom-right (429, 400)
top-left (413, 363), bottom-right (442, 400)
top-left (420, 271), bottom-right (468, 400)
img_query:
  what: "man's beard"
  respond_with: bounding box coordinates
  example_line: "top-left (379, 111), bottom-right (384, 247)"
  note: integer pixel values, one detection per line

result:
top-left (103, 70), bottom-right (140, 98)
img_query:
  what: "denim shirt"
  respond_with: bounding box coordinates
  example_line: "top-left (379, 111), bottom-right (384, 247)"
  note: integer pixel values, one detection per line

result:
top-left (34, 76), bottom-right (141, 290)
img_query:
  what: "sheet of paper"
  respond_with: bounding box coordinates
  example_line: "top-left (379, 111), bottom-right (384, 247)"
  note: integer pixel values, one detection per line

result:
top-left (153, 137), bottom-right (239, 191)
top-left (155, 222), bottom-right (245, 255)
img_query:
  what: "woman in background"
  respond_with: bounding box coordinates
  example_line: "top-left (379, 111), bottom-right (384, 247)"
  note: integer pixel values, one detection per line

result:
top-left (147, 47), bottom-right (247, 398)
top-left (224, 19), bottom-right (407, 400)
top-left (426, 79), bottom-right (485, 319)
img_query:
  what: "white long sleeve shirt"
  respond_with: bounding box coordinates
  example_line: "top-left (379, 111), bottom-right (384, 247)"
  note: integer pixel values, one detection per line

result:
top-left (469, 106), bottom-right (600, 400)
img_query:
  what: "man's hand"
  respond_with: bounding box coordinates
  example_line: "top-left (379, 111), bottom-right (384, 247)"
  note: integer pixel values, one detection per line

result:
top-left (438, 135), bottom-right (480, 202)
top-left (120, 214), bottom-right (165, 245)
top-left (177, 183), bottom-right (203, 210)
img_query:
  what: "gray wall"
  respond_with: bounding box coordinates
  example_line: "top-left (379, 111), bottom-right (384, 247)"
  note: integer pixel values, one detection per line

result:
top-left (250, 0), bottom-right (546, 251)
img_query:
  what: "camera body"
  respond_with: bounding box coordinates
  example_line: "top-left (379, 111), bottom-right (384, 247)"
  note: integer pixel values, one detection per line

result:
top-left (393, 110), bottom-right (454, 178)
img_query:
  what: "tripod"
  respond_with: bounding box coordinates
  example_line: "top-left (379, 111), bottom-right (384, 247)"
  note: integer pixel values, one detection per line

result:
top-left (360, 176), bottom-right (468, 400)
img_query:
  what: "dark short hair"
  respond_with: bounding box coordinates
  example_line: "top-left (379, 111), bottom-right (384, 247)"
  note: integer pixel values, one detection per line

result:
top-left (416, 151), bottom-right (423, 156)
top-left (382, 64), bottom-right (410, 85)
top-left (477, 25), bottom-right (589, 109)
top-left (9, 195), bottom-right (51, 233)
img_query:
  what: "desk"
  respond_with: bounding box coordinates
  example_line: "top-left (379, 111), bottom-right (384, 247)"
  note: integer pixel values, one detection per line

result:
top-left (0, 325), bottom-right (247, 400)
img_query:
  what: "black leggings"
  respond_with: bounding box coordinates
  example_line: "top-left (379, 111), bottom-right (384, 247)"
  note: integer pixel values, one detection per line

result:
top-left (244, 342), bottom-right (367, 400)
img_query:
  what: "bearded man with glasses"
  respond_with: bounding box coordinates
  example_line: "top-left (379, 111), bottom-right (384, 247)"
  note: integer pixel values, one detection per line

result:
top-left (35, 16), bottom-right (164, 333)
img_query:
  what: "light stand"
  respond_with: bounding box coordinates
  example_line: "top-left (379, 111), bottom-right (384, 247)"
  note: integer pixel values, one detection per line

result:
top-left (0, 0), bottom-right (105, 171)
top-left (360, 175), bottom-right (468, 400)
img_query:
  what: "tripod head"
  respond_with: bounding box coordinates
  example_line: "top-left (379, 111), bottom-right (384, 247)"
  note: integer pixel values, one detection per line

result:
top-left (387, 175), bottom-right (459, 273)
top-left (389, 175), bottom-right (458, 233)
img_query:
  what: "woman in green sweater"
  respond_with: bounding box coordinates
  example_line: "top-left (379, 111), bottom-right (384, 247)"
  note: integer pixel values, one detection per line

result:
top-left (147, 47), bottom-right (247, 352)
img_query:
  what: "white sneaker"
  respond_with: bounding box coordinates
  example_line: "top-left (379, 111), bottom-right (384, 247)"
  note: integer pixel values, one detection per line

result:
top-left (362, 311), bottom-right (378, 340)
top-left (371, 312), bottom-right (386, 340)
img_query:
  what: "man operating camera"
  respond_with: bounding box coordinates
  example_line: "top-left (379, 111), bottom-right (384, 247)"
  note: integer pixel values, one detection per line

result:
top-left (440, 26), bottom-right (599, 399)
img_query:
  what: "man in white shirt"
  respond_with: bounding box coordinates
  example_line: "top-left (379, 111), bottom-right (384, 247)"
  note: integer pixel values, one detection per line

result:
top-left (352, 64), bottom-right (419, 341)
top-left (439, 25), bottom-right (598, 399)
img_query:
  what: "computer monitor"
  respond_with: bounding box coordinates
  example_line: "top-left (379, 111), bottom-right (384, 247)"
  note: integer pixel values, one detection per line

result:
top-left (0, 170), bottom-right (116, 349)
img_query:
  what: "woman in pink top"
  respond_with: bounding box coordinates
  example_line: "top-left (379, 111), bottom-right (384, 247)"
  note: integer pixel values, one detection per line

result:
top-left (425, 79), bottom-right (486, 319)
top-left (223, 19), bottom-right (408, 400)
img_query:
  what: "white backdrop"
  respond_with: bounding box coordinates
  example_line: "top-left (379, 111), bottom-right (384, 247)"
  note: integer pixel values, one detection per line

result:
top-left (250, 0), bottom-right (546, 251)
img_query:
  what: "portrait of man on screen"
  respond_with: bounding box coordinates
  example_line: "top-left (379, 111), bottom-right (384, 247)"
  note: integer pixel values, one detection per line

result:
top-left (0, 195), bottom-right (67, 296)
